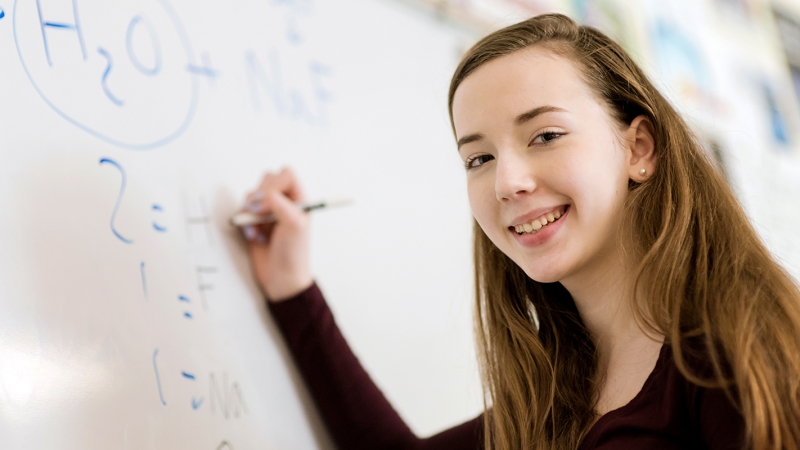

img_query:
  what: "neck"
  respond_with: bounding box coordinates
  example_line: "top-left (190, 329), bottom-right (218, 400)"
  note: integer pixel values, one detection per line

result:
top-left (560, 247), bottom-right (660, 368)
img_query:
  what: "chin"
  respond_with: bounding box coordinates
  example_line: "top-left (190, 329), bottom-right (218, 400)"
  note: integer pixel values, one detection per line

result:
top-left (520, 263), bottom-right (567, 284)
top-left (503, 248), bottom-right (568, 283)
top-left (525, 272), bottom-right (563, 284)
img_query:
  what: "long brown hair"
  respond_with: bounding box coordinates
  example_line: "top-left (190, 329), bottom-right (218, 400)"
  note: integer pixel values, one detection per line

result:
top-left (448, 14), bottom-right (800, 450)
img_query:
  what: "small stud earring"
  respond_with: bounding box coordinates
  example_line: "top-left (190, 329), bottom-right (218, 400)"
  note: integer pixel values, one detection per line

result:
top-left (639, 168), bottom-right (647, 176)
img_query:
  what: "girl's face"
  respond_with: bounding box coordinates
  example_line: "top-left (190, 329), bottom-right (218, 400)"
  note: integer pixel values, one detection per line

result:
top-left (452, 47), bottom-right (636, 284)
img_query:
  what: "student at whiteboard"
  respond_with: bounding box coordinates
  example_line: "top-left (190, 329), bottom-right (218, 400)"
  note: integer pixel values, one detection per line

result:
top-left (241, 14), bottom-right (800, 450)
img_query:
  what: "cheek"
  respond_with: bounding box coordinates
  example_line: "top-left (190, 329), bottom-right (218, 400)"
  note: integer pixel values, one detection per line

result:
top-left (467, 180), bottom-right (489, 220)
top-left (568, 141), bottom-right (628, 201)
top-left (567, 157), bottom-right (630, 245)
top-left (467, 176), bottom-right (500, 234)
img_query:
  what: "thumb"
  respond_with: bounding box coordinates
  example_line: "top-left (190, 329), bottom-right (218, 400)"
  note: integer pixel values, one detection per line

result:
top-left (267, 191), bottom-right (306, 228)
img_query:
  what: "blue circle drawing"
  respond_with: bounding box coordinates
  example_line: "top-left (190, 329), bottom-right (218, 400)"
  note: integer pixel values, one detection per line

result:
top-left (0, 8), bottom-right (6, 19)
top-left (127, 15), bottom-right (163, 76)
top-left (13, 0), bottom-right (199, 150)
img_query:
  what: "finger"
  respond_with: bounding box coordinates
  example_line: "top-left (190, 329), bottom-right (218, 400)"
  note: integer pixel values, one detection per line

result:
top-left (254, 221), bottom-right (276, 242)
top-left (245, 168), bottom-right (307, 219)
top-left (242, 172), bottom-right (279, 214)
top-left (265, 190), bottom-right (306, 228)
top-left (242, 225), bottom-right (259, 241)
top-left (242, 224), bottom-right (270, 243)
top-left (243, 192), bottom-right (300, 245)
top-left (277, 167), bottom-right (306, 203)
top-left (257, 168), bottom-right (305, 203)
top-left (244, 190), bottom-right (264, 207)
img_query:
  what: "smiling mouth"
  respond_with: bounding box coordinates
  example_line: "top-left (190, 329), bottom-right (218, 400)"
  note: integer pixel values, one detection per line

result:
top-left (510, 205), bottom-right (569, 235)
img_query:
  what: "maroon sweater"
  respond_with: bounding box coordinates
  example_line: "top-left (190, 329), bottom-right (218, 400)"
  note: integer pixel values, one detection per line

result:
top-left (268, 283), bottom-right (745, 450)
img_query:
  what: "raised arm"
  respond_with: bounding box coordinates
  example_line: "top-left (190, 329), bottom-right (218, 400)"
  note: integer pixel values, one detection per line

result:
top-left (242, 168), bottom-right (483, 450)
top-left (269, 282), bottom-right (483, 450)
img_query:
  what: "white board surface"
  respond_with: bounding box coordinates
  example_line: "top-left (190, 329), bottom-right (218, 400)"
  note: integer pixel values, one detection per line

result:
top-left (0, 0), bottom-right (484, 448)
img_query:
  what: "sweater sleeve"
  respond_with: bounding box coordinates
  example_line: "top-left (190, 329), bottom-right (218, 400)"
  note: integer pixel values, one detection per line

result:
top-left (268, 283), bottom-right (484, 450)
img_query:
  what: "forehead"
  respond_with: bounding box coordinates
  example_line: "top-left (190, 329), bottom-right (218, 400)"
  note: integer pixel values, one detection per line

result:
top-left (451, 47), bottom-right (597, 134)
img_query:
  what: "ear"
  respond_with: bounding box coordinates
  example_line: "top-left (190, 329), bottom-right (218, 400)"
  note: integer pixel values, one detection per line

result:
top-left (625, 115), bottom-right (656, 182)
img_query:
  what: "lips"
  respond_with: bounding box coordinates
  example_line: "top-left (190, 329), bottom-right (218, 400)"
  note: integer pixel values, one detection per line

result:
top-left (506, 205), bottom-right (570, 248)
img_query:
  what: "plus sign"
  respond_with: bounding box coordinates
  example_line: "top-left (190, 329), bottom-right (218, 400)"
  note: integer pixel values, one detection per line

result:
top-left (187, 52), bottom-right (219, 87)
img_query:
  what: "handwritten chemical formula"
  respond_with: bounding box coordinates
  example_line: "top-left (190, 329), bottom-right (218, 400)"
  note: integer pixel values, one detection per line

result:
top-left (5, 0), bottom-right (336, 447)
top-left (97, 155), bottom-right (248, 449)
top-left (13, 0), bottom-right (199, 149)
top-left (11, 0), bottom-right (333, 149)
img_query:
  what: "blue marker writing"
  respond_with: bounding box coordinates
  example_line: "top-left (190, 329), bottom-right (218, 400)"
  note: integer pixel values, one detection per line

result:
top-left (153, 349), bottom-right (166, 405)
top-left (187, 52), bottom-right (219, 87)
top-left (126, 15), bottom-right (162, 76)
top-left (98, 47), bottom-right (124, 106)
top-left (141, 261), bottom-right (147, 299)
top-left (99, 158), bottom-right (133, 244)
top-left (35, 0), bottom-right (86, 66)
top-left (191, 397), bottom-right (204, 409)
top-left (152, 204), bottom-right (167, 232)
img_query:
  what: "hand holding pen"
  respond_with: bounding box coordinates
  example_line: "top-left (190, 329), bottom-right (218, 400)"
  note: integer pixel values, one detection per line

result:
top-left (239, 168), bottom-right (314, 302)
top-left (231, 198), bottom-right (353, 227)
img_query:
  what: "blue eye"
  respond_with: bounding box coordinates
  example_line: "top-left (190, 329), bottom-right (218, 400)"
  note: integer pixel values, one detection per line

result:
top-left (464, 154), bottom-right (494, 170)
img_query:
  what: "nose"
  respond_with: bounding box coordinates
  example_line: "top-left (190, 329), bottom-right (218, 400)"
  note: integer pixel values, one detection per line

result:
top-left (494, 149), bottom-right (536, 202)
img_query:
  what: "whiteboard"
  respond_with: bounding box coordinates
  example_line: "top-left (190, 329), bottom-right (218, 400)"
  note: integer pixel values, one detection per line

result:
top-left (0, 0), bottom-right (483, 448)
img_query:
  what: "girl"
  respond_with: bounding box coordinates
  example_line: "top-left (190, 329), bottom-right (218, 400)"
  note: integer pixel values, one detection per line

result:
top-left (243, 13), bottom-right (800, 450)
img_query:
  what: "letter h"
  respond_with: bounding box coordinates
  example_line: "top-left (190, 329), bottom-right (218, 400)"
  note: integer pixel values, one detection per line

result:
top-left (36, 0), bottom-right (87, 66)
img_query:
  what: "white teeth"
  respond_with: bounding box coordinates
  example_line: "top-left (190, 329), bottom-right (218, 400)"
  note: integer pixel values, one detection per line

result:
top-left (514, 208), bottom-right (567, 234)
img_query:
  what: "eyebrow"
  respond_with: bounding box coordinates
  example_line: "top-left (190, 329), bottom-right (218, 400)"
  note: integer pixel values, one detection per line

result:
top-left (456, 133), bottom-right (484, 149)
top-left (456, 105), bottom-right (567, 149)
top-left (514, 105), bottom-right (567, 125)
